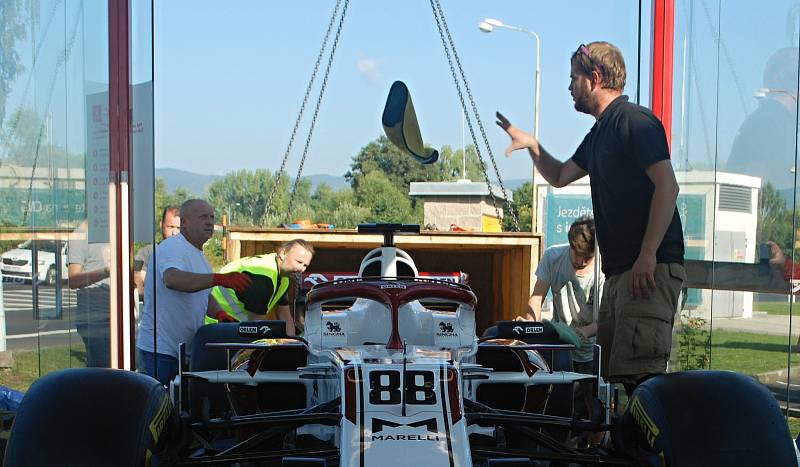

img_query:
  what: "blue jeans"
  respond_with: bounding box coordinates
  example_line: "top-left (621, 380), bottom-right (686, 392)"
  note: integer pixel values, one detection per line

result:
top-left (137, 348), bottom-right (179, 387)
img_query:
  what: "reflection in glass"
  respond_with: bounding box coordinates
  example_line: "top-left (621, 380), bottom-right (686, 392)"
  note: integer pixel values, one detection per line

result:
top-left (0, 1), bottom-right (111, 387)
top-left (673, 0), bottom-right (800, 433)
top-left (66, 221), bottom-right (111, 368)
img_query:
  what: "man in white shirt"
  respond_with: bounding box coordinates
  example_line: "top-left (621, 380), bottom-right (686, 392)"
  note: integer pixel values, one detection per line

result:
top-left (136, 199), bottom-right (251, 386)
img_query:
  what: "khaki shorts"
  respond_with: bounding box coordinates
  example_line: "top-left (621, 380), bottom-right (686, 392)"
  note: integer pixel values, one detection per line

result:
top-left (597, 263), bottom-right (685, 385)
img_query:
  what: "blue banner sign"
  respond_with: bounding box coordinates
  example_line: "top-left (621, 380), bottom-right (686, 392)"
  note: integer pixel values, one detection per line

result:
top-left (544, 194), bottom-right (593, 248)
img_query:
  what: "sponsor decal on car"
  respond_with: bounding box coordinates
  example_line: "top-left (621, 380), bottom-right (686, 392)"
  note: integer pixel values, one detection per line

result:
top-left (240, 325), bottom-right (259, 334)
top-left (301, 271), bottom-right (468, 289)
top-left (629, 396), bottom-right (660, 448)
top-left (436, 321), bottom-right (458, 338)
top-left (303, 273), bottom-right (334, 286)
top-left (370, 417), bottom-right (441, 442)
top-left (512, 324), bottom-right (544, 335)
top-left (148, 395), bottom-right (171, 445)
top-left (324, 321), bottom-right (345, 337)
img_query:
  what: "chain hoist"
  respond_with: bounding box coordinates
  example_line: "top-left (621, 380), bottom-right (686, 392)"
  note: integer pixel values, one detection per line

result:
top-left (429, 0), bottom-right (520, 231)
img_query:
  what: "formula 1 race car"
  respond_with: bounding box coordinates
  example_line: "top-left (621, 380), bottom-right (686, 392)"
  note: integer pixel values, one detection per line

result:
top-left (4, 224), bottom-right (797, 466)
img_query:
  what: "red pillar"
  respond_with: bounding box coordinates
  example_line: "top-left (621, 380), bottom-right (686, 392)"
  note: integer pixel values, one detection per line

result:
top-left (651, 0), bottom-right (675, 152)
top-left (108, 0), bottom-right (133, 369)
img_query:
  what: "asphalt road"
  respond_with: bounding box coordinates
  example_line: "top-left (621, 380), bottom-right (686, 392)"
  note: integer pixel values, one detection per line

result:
top-left (0, 280), bottom-right (82, 351)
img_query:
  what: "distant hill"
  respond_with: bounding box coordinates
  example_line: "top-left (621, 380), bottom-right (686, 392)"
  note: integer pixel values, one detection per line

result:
top-left (155, 168), bottom-right (348, 195)
top-left (305, 174), bottom-right (349, 191)
top-left (503, 178), bottom-right (530, 190)
top-left (156, 168), bottom-right (220, 196)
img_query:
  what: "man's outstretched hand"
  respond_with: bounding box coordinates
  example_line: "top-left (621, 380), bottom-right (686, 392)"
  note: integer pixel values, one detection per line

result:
top-left (212, 272), bottom-right (252, 293)
top-left (496, 112), bottom-right (538, 156)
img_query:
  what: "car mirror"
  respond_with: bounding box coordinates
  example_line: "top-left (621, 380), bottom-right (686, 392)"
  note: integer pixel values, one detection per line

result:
top-left (382, 81), bottom-right (439, 164)
top-left (238, 321), bottom-right (287, 339)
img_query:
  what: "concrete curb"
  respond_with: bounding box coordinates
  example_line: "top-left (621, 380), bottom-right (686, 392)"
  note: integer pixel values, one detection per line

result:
top-left (754, 366), bottom-right (800, 385)
top-left (0, 351), bottom-right (13, 369)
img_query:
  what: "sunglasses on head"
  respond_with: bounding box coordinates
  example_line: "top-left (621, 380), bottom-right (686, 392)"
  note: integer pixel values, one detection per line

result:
top-left (577, 44), bottom-right (592, 60)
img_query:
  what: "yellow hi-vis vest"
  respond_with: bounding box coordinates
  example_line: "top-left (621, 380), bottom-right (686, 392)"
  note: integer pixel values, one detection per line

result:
top-left (206, 253), bottom-right (290, 324)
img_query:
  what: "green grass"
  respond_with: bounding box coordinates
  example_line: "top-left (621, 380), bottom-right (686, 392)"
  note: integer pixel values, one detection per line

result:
top-left (754, 301), bottom-right (795, 316)
top-left (0, 345), bottom-right (86, 392)
top-left (709, 330), bottom-right (794, 375)
top-left (789, 417), bottom-right (800, 439)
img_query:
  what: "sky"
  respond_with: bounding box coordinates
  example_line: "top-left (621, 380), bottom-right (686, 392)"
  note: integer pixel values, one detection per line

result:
top-left (6, 0), bottom-right (800, 185)
top-left (148, 0), bottom-right (648, 181)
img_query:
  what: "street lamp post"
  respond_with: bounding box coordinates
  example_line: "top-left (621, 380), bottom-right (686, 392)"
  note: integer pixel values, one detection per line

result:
top-left (479, 17), bottom-right (541, 232)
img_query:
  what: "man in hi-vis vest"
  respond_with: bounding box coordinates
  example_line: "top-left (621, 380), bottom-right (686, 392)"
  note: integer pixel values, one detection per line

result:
top-left (209, 239), bottom-right (314, 335)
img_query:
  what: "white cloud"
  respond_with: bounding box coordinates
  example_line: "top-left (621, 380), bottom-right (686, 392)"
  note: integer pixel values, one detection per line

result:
top-left (356, 56), bottom-right (382, 85)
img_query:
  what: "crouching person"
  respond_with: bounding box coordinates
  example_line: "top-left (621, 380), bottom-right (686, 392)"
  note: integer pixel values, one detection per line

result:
top-left (207, 239), bottom-right (315, 336)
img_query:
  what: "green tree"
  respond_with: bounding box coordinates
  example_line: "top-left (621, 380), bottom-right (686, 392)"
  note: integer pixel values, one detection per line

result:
top-left (329, 201), bottom-right (371, 229)
top-left (311, 183), bottom-right (355, 222)
top-left (206, 169), bottom-right (312, 227)
top-left (757, 182), bottom-right (793, 254)
top-left (438, 144), bottom-right (486, 182)
top-left (354, 171), bottom-right (418, 224)
top-left (503, 181), bottom-right (533, 232)
top-left (1, 106), bottom-right (81, 168)
top-left (2, 106), bottom-right (39, 163)
top-left (346, 135), bottom-right (441, 194)
top-left (0, 0), bottom-right (33, 128)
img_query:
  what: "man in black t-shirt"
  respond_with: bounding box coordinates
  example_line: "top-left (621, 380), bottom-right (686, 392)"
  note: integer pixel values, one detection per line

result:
top-left (497, 41), bottom-right (685, 396)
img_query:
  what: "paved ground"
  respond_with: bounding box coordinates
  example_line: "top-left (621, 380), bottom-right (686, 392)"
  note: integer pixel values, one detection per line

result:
top-left (0, 283), bottom-right (78, 351)
top-left (702, 312), bottom-right (800, 416)
top-left (710, 312), bottom-right (800, 337)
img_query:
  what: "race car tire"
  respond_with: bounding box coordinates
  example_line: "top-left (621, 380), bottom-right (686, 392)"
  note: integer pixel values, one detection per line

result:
top-left (188, 323), bottom-right (253, 422)
top-left (616, 370), bottom-right (796, 467)
top-left (4, 368), bottom-right (176, 467)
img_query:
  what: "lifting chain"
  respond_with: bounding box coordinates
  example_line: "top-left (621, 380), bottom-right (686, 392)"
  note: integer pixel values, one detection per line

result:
top-left (429, 0), bottom-right (520, 232)
top-left (263, 0), bottom-right (346, 222)
top-left (284, 0), bottom-right (350, 223)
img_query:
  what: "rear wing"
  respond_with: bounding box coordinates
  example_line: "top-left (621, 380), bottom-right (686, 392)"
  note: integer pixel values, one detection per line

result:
top-left (301, 271), bottom-right (468, 292)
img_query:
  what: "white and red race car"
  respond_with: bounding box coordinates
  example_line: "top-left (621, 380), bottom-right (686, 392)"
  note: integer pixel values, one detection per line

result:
top-left (4, 224), bottom-right (796, 466)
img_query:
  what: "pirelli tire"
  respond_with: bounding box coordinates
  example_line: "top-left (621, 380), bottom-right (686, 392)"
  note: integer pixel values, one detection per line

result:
top-left (4, 368), bottom-right (177, 467)
top-left (616, 370), bottom-right (797, 467)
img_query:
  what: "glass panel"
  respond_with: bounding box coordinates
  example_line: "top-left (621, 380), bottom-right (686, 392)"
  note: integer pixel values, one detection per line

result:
top-left (132, 0), bottom-right (155, 372)
top-left (673, 0), bottom-right (800, 437)
top-left (0, 1), bottom-right (111, 391)
top-left (66, 1), bottom-right (111, 370)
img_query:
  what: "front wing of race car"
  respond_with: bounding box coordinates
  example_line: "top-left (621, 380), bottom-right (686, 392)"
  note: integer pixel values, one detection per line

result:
top-left (170, 318), bottom-right (636, 467)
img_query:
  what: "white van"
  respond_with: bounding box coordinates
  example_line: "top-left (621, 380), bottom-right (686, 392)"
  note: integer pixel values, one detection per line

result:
top-left (1, 240), bottom-right (68, 285)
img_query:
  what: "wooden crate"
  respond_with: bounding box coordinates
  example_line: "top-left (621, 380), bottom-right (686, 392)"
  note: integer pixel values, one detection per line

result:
top-left (226, 228), bottom-right (542, 332)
